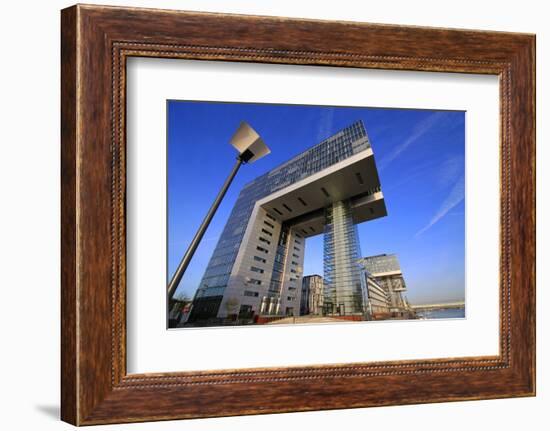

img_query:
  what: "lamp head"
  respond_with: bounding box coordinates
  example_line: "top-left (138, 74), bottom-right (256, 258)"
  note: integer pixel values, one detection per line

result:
top-left (230, 122), bottom-right (271, 163)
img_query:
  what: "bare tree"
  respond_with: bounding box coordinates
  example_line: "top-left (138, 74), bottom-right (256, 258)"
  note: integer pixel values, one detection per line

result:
top-left (225, 297), bottom-right (240, 316)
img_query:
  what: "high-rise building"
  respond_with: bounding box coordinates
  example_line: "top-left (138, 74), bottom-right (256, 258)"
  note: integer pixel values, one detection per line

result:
top-left (361, 254), bottom-right (408, 310)
top-left (188, 120), bottom-right (387, 323)
top-left (300, 275), bottom-right (324, 315)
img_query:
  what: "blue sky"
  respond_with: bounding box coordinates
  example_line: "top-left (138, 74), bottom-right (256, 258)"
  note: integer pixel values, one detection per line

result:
top-left (167, 101), bottom-right (465, 305)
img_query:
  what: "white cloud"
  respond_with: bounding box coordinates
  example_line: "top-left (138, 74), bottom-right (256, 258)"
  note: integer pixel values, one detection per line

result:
top-left (436, 155), bottom-right (464, 189)
top-left (316, 107), bottom-right (334, 142)
top-left (415, 173), bottom-right (465, 237)
top-left (378, 112), bottom-right (447, 171)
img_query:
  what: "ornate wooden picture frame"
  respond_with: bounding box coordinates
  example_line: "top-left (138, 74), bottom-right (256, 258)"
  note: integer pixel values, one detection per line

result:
top-left (61, 4), bottom-right (535, 425)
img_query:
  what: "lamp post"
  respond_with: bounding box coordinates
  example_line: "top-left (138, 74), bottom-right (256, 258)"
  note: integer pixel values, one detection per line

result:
top-left (167, 122), bottom-right (271, 303)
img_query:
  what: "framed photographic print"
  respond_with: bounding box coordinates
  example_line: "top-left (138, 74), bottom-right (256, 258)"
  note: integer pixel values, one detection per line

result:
top-left (61, 4), bottom-right (535, 425)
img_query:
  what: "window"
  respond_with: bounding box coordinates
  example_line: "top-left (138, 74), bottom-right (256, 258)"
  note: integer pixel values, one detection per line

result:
top-left (253, 255), bottom-right (266, 264)
top-left (290, 269), bottom-right (297, 274)
top-left (246, 278), bottom-right (262, 285)
top-left (264, 220), bottom-right (275, 229)
top-left (250, 266), bottom-right (264, 274)
top-left (266, 213), bottom-right (276, 221)
top-left (239, 305), bottom-right (253, 319)
top-left (291, 261), bottom-right (298, 265)
top-left (259, 237), bottom-right (271, 245)
top-left (256, 246), bottom-right (268, 254)
top-left (244, 290), bottom-right (259, 297)
top-left (292, 253), bottom-right (299, 258)
top-left (295, 239), bottom-right (301, 245)
top-left (294, 246), bottom-right (300, 251)
top-left (287, 297), bottom-right (295, 301)
top-left (261, 228), bottom-right (273, 237)
top-left (282, 203), bottom-right (292, 212)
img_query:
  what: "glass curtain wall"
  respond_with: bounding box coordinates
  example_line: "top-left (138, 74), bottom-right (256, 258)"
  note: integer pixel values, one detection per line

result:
top-left (323, 200), bottom-right (366, 316)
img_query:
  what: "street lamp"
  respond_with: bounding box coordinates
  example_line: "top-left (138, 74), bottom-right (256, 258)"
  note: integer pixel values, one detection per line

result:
top-left (167, 122), bottom-right (270, 303)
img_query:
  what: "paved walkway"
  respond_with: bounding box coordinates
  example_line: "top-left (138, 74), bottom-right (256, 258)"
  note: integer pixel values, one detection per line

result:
top-left (266, 315), bottom-right (350, 325)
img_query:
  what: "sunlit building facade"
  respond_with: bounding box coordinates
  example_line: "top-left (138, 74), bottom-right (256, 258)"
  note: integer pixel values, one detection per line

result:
top-left (364, 272), bottom-right (392, 316)
top-left (362, 254), bottom-right (408, 310)
top-left (188, 121), bottom-right (387, 323)
top-left (300, 274), bottom-right (324, 316)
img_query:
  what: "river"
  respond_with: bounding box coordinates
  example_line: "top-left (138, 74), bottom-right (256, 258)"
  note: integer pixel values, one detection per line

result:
top-left (416, 308), bottom-right (465, 319)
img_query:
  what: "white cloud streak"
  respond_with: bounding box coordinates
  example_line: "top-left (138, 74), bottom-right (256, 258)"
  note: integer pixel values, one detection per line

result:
top-left (378, 112), bottom-right (447, 171)
top-left (436, 155), bottom-right (464, 189)
top-left (415, 173), bottom-right (465, 237)
top-left (316, 107), bottom-right (334, 142)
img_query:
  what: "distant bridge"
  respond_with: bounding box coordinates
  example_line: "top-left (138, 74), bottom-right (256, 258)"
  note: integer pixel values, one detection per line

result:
top-left (411, 302), bottom-right (465, 311)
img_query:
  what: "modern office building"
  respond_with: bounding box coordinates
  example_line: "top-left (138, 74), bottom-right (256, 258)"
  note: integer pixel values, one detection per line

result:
top-left (300, 275), bottom-right (324, 316)
top-left (188, 120), bottom-right (387, 323)
top-left (362, 254), bottom-right (408, 310)
top-left (363, 271), bottom-right (392, 317)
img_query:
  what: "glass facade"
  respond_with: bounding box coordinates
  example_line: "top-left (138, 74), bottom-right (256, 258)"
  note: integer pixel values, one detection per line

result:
top-left (323, 200), bottom-right (366, 315)
top-left (362, 254), bottom-right (407, 309)
top-left (362, 254), bottom-right (401, 274)
top-left (195, 121), bottom-right (370, 303)
top-left (300, 275), bottom-right (324, 316)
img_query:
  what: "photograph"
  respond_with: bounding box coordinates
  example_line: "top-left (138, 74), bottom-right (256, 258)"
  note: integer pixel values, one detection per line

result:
top-left (167, 101), bottom-right (466, 328)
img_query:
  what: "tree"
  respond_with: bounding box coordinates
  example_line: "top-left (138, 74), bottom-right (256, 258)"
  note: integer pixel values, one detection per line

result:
top-left (225, 297), bottom-right (240, 317)
top-left (174, 292), bottom-right (191, 303)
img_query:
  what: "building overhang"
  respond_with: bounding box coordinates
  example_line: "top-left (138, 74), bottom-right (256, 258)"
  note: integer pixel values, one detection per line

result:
top-left (371, 270), bottom-right (403, 277)
top-left (255, 148), bottom-right (387, 238)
